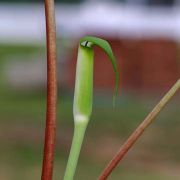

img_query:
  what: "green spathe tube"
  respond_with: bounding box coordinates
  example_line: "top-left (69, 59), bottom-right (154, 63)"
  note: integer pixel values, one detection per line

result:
top-left (73, 44), bottom-right (94, 120)
top-left (63, 36), bottom-right (119, 180)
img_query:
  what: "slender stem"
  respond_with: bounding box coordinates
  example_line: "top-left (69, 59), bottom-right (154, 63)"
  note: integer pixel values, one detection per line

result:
top-left (63, 121), bottom-right (88, 180)
top-left (99, 79), bottom-right (180, 180)
top-left (41, 0), bottom-right (57, 180)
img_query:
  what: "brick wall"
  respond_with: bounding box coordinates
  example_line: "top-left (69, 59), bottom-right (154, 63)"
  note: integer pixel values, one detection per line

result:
top-left (65, 38), bottom-right (180, 93)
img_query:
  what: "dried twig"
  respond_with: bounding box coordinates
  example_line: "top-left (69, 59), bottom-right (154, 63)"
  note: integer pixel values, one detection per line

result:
top-left (41, 0), bottom-right (57, 179)
top-left (99, 79), bottom-right (180, 180)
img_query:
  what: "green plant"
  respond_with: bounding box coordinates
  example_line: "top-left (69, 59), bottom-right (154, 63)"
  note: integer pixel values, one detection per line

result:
top-left (63, 36), bottom-right (119, 180)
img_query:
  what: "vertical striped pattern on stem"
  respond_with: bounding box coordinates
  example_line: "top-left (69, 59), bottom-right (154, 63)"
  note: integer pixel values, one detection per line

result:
top-left (41, 0), bottom-right (57, 180)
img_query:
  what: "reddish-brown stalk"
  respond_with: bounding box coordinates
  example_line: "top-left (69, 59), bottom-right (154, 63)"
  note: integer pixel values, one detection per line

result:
top-left (99, 79), bottom-right (180, 180)
top-left (41, 0), bottom-right (57, 180)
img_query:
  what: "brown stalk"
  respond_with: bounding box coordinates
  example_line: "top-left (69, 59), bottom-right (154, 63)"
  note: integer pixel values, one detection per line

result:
top-left (41, 0), bottom-right (57, 180)
top-left (99, 79), bottom-right (180, 180)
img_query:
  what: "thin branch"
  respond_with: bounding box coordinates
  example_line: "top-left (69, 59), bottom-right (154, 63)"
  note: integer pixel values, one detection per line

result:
top-left (99, 79), bottom-right (180, 180)
top-left (41, 0), bottom-right (57, 180)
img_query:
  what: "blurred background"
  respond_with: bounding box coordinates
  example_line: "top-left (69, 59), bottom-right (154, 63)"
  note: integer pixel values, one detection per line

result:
top-left (0, 0), bottom-right (180, 179)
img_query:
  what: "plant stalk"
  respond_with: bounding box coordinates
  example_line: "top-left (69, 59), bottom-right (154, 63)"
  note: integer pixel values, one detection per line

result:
top-left (63, 37), bottom-right (119, 180)
top-left (63, 44), bottom-right (93, 180)
top-left (41, 0), bottom-right (57, 179)
top-left (99, 79), bottom-right (180, 180)
top-left (63, 121), bottom-right (88, 180)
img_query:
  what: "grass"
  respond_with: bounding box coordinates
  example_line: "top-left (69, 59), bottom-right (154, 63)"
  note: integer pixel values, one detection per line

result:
top-left (0, 92), bottom-right (179, 179)
top-left (0, 143), bottom-right (180, 180)
top-left (0, 44), bottom-right (43, 59)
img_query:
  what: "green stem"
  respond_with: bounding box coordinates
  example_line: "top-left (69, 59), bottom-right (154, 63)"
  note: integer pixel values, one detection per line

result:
top-left (63, 37), bottom-right (119, 180)
top-left (63, 120), bottom-right (88, 180)
top-left (99, 79), bottom-right (180, 180)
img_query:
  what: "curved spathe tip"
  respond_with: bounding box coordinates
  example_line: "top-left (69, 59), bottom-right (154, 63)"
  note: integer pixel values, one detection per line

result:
top-left (80, 36), bottom-right (120, 105)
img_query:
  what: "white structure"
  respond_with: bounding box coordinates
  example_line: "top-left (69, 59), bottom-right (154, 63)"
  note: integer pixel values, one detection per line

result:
top-left (0, 2), bottom-right (180, 44)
